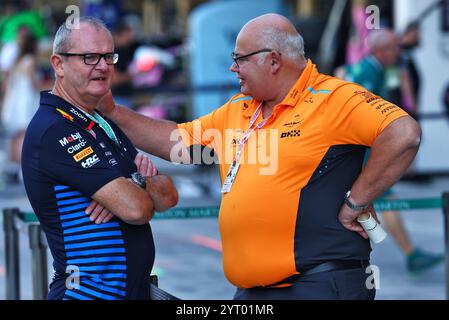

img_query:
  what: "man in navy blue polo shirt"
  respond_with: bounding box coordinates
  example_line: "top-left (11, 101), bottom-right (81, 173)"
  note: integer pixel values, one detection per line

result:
top-left (21, 17), bottom-right (178, 300)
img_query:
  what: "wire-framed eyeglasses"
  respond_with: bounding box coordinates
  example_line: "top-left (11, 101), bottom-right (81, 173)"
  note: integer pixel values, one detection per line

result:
top-left (231, 49), bottom-right (273, 68)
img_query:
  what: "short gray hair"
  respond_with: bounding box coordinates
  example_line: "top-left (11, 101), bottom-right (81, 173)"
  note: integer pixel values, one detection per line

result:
top-left (257, 26), bottom-right (305, 62)
top-left (53, 16), bottom-right (111, 54)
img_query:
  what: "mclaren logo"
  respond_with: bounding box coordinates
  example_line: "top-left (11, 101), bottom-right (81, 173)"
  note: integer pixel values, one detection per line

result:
top-left (281, 130), bottom-right (301, 138)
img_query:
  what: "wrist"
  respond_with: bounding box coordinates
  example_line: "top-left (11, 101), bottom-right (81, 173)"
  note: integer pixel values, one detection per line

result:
top-left (106, 102), bottom-right (119, 119)
top-left (344, 190), bottom-right (369, 212)
top-left (131, 172), bottom-right (146, 189)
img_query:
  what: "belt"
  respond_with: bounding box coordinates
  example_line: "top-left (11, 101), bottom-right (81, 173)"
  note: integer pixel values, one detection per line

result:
top-left (267, 260), bottom-right (370, 287)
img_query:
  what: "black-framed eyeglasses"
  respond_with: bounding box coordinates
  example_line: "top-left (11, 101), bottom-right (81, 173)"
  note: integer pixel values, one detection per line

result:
top-left (57, 52), bottom-right (119, 65)
top-left (231, 48), bottom-right (273, 68)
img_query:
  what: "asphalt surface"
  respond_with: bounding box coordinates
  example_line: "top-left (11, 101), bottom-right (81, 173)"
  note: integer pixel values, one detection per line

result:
top-left (0, 155), bottom-right (447, 300)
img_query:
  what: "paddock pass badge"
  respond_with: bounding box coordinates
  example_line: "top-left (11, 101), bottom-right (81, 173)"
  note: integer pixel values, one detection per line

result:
top-left (221, 161), bottom-right (240, 193)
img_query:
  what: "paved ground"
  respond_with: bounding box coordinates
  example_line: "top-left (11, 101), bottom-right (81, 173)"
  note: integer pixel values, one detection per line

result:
top-left (0, 155), bottom-right (447, 300)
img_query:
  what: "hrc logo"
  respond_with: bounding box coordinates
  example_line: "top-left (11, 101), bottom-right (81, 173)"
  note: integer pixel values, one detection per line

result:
top-left (281, 130), bottom-right (301, 138)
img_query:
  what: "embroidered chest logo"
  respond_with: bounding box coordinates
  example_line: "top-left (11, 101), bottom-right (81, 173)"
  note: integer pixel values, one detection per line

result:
top-left (280, 130), bottom-right (301, 139)
top-left (231, 138), bottom-right (241, 146)
top-left (304, 96), bottom-right (314, 103)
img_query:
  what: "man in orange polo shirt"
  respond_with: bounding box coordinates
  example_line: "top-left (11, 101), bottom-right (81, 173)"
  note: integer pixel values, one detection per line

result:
top-left (99, 13), bottom-right (421, 300)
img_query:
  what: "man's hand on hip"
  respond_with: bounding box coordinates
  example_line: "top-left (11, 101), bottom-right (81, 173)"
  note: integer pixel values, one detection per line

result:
top-left (338, 204), bottom-right (380, 239)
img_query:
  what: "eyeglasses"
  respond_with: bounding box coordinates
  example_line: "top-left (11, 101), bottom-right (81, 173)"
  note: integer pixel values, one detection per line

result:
top-left (231, 48), bottom-right (273, 68)
top-left (57, 52), bottom-right (119, 65)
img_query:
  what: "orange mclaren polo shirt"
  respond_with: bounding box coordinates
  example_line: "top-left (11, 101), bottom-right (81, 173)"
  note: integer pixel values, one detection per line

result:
top-left (178, 60), bottom-right (409, 288)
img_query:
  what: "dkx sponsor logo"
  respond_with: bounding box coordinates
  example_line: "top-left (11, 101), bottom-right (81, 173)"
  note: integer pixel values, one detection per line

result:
top-left (281, 130), bottom-right (301, 138)
top-left (59, 132), bottom-right (82, 146)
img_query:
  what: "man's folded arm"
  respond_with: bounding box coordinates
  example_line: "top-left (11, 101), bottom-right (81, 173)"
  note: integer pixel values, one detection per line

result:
top-left (91, 177), bottom-right (154, 225)
top-left (145, 174), bottom-right (179, 212)
top-left (91, 173), bottom-right (179, 224)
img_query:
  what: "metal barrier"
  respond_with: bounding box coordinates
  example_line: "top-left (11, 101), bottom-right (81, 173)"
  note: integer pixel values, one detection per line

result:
top-left (443, 192), bottom-right (449, 299)
top-left (2, 208), bottom-right (49, 300)
top-left (3, 195), bottom-right (449, 300)
top-left (28, 223), bottom-right (48, 300)
top-left (3, 208), bottom-right (20, 300)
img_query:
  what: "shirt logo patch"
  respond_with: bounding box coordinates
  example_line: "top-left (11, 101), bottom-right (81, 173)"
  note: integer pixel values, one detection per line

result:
top-left (81, 154), bottom-right (100, 168)
top-left (67, 139), bottom-right (88, 154)
top-left (290, 89), bottom-right (299, 99)
top-left (231, 138), bottom-right (241, 146)
top-left (354, 90), bottom-right (374, 100)
top-left (280, 130), bottom-right (301, 138)
top-left (304, 97), bottom-right (314, 103)
top-left (283, 121), bottom-right (301, 127)
top-left (73, 146), bottom-right (94, 162)
top-left (59, 132), bottom-right (82, 146)
top-left (56, 108), bottom-right (74, 122)
top-left (69, 107), bottom-right (89, 123)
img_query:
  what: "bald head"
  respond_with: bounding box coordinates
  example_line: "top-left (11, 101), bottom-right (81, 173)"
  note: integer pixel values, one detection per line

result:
top-left (243, 13), bottom-right (298, 35)
top-left (367, 29), bottom-right (401, 66)
top-left (367, 29), bottom-right (398, 52)
top-left (237, 13), bottom-right (305, 63)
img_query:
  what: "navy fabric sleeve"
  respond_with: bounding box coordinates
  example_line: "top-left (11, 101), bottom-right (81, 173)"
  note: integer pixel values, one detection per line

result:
top-left (39, 122), bottom-right (124, 197)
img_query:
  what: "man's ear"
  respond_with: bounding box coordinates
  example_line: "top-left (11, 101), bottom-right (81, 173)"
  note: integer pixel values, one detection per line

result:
top-left (50, 54), bottom-right (64, 78)
top-left (270, 51), bottom-right (281, 73)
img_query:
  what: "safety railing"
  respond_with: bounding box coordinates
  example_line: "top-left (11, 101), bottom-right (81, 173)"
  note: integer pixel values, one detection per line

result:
top-left (3, 193), bottom-right (449, 300)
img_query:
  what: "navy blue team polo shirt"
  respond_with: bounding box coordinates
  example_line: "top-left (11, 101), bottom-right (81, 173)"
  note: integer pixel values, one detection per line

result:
top-left (22, 91), bottom-right (155, 300)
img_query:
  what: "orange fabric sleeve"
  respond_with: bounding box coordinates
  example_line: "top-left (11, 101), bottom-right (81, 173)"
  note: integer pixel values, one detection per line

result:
top-left (177, 101), bottom-right (230, 149)
top-left (323, 83), bottom-right (409, 147)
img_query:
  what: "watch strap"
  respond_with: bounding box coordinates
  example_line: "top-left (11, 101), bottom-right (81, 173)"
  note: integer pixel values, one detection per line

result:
top-left (344, 190), bottom-right (369, 212)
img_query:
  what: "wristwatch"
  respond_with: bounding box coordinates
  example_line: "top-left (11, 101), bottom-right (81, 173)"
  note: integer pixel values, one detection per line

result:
top-left (131, 172), bottom-right (146, 189)
top-left (344, 190), bottom-right (369, 212)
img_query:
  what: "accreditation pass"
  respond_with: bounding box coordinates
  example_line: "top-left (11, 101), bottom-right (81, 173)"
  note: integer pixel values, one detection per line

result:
top-left (221, 102), bottom-right (266, 194)
top-left (221, 161), bottom-right (240, 193)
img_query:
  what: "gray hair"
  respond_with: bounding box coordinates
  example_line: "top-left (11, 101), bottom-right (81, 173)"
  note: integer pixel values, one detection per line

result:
top-left (257, 26), bottom-right (305, 63)
top-left (53, 16), bottom-right (111, 54)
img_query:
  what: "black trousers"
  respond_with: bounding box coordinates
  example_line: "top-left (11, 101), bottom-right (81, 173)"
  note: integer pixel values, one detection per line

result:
top-left (233, 268), bottom-right (376, 300)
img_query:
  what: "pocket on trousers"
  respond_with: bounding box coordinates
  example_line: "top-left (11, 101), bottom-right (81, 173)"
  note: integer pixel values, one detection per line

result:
top-left (332, 268), bottom-right (376, 300)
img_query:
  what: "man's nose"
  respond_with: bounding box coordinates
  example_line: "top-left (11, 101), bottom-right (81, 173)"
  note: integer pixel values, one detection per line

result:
top-left (96, 56), bottom-right (109, 70)
top-left (230, 61), bottom-right (238, 72)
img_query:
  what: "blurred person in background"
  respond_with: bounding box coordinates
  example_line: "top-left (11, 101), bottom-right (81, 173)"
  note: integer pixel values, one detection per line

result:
top-left (1, 31), bottom-right (40, 183)
top-left (0, 6), bottom-right (47, 100)
top-left (342, 29), bottom-right (443, 275)
top-left (0, 25), bottom-right (31, 108)
top-left (111, 19), bottom-right (141, 107)
top-left (399, 21), bottom-right (421, 118)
